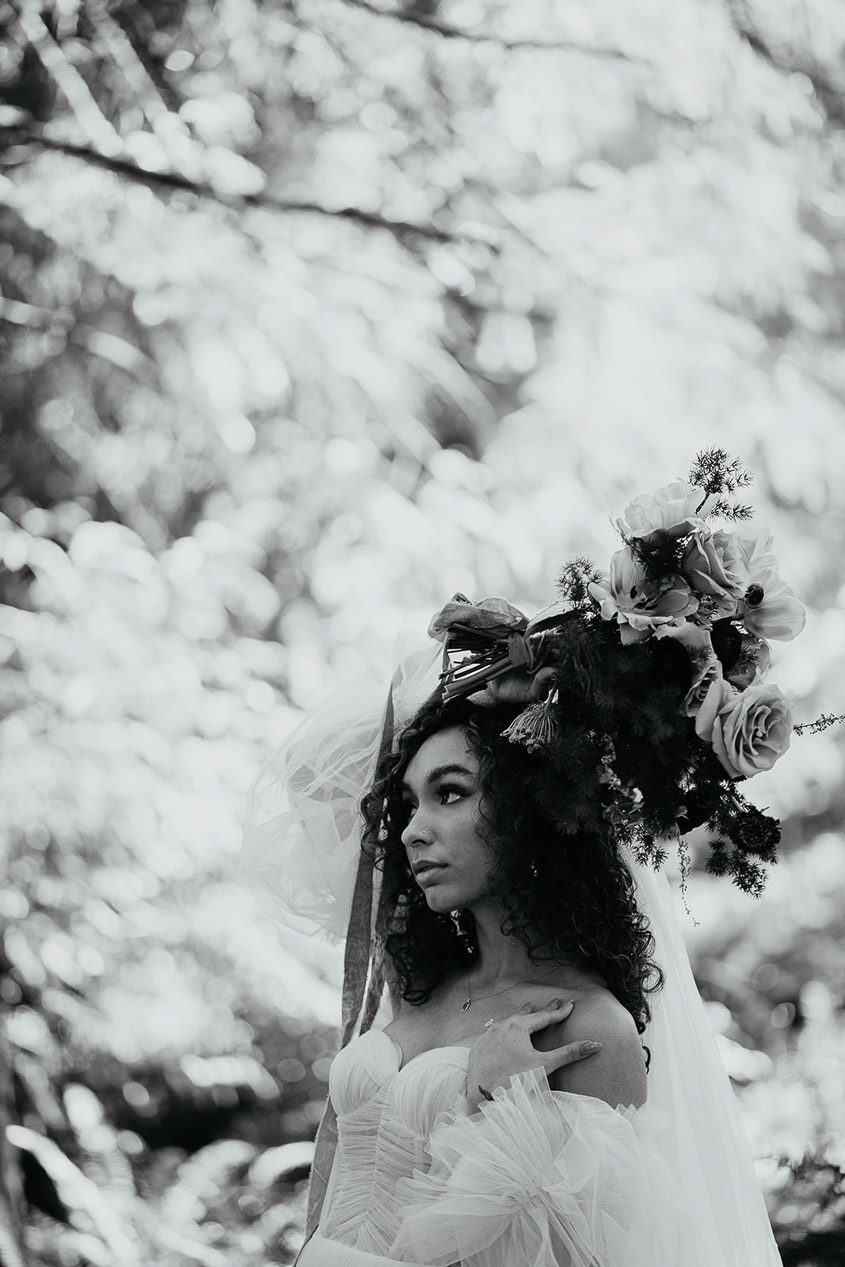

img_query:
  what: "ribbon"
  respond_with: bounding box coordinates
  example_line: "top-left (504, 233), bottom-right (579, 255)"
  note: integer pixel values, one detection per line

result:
top-left (305, 681), bottom-right (397, 1239)
top-left (434, 597), bottom-right (575, 702)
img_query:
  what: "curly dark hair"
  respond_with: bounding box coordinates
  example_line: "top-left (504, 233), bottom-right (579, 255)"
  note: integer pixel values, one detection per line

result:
top-left (361, 690), bottom-right (664, 1036)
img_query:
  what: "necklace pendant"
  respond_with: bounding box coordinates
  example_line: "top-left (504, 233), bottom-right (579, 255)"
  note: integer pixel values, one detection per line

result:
top-left (460, 997), bottom-right (471, 1013)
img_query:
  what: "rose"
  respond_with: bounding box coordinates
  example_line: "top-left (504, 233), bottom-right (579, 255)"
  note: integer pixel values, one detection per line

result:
top-left (588, 547), bottom-right (699, 645)
top-left (618, 480), bottom-right (719, 540)
top-left (682, 528), bottom-right (747, 616)
top-left (733, 530), bottom-right (806, 642)
top-left (428, 595), bottom-right (527, 642)
top-left (694, 678), bottom-right (793, 779)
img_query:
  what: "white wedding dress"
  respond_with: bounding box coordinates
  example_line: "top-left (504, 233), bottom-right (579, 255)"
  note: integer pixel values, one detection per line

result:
top-left (299, 1028), bottom-right (692, 1267)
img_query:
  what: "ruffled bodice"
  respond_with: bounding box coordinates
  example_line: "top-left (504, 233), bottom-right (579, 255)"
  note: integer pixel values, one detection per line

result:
top-left (323, 1030), bottom-right (469, 1254)
top-left (317, 1029), bottom-right (695, 1267)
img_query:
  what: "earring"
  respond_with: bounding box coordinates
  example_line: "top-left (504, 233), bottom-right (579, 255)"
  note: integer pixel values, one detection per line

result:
top-left (530, 860), bottom-right (539, 878)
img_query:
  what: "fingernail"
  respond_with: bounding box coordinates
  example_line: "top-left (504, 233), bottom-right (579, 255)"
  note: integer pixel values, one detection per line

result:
top-left (548, 997), bottom-right (562, 1008)
top-left (581, 1041), bottom-right (602, 1053)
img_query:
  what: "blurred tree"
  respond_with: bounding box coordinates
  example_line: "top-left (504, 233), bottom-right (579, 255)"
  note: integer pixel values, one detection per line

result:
top-left (1, 0), bottom-right (845, 1262)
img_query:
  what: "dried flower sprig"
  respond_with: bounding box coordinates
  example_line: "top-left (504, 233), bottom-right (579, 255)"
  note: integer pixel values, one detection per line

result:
top-left (793, 712), bottom-right (845, 736)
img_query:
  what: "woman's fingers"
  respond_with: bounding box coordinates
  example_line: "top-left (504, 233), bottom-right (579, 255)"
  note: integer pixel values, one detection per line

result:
top-left (471, 668), bottom-right (552, 707)
top-left (468, 669), bottom-right (555, 707)
top-left (522, 1001), bottom-right (574, 1033)
top-left (528, 667), bottom-right (555, 700)
top-left (543, 1040), bottom-right (602, 1075)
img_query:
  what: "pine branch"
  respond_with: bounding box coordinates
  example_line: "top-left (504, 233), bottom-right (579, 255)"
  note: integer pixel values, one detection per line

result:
top-left (557, 557), bottom-right (602, 609)
top-left (688, 447), bottom-right (754, 519)
top-left (707, 497), bottom-right (754, 522)
top-left (339, 0), bottom-right (643, 58)
top-left (689, 447), bottom-right (753, 496)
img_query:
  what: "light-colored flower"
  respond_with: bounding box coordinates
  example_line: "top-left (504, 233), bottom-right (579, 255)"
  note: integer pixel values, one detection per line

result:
top-left (589, 547), bottom-right (699, 645)
top-left (695, 678), bottom-right (793, 779)
top-left (682, 528), bottom-right (747, 616)
top-left (733, 530), bottom-right (806, 642)
top-left (733, 528), bottom-right (778, 577)
top-left (618, 480), bottom-right (720, 540)
top-left (743, 587), bottom-right (806, 641)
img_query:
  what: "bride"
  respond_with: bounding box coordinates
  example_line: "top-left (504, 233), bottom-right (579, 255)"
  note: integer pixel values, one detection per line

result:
top-left (245, 463), bottom-right (799, 1266)
top-left (370, 688), bottom-right (655, 1118)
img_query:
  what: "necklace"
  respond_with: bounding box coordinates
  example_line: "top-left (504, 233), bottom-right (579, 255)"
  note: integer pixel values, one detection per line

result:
top-left (459, 964), bottom-right (561, 1013)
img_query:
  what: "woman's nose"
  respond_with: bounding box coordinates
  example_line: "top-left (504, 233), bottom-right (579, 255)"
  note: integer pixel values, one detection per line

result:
top-left (401, 814), bottom-right (432, 849)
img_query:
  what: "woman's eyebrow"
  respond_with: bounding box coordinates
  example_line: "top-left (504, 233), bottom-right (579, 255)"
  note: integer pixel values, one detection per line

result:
top-left (400, 762), bottom-right (474, 793)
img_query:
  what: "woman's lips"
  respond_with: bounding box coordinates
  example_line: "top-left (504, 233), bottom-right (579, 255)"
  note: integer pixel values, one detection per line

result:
top-left (412, 862), bottom-right (447, 881)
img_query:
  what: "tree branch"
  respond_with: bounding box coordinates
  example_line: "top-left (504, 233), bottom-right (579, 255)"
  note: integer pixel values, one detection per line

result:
top-left (726, 0), bottom-right (845, 127)
top-left (340, 0), bottom-right (643, 59)
top-left (4, 133), bottom-right (473, 246)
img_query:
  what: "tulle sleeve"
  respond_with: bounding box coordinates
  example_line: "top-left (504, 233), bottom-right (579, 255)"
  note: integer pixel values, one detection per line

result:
top-left (390, 1067), bottom-right (688, 1267)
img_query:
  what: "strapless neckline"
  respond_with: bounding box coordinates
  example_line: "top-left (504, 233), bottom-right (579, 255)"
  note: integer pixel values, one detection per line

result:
top-left (372, 1027), bottom-right (471, 1074)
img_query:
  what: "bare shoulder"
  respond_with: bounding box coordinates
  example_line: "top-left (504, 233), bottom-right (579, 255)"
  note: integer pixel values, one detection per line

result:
top-left (542, 989), bottom-right (648, 1109)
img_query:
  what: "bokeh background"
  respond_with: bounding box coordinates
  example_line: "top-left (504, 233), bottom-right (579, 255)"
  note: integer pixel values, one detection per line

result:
top-left (2, 0), bottom-right (845, 1263)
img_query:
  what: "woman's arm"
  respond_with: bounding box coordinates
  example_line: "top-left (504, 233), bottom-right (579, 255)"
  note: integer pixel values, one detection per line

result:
top-left (542, 997), bottom-right (647, 1109)
top-left (463, 1001), bottom-right (602, 1113)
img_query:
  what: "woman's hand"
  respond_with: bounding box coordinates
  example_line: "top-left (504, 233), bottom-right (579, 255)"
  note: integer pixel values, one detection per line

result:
top-left (464, 1000), bottom-right (602, 1112)
top-left (468, 666), bottom-right (555, 707)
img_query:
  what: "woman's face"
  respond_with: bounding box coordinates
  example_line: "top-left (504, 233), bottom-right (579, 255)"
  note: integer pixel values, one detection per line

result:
top-left (399, 725), bottom-right (493, 914)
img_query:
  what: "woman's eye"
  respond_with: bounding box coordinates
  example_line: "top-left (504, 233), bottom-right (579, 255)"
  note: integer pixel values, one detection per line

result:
top-left (438, 786), bottom-right (465, 805)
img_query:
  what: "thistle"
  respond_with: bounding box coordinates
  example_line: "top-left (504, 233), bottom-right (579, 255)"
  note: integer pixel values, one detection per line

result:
top-left (501, 692), bottom-right (559, 753)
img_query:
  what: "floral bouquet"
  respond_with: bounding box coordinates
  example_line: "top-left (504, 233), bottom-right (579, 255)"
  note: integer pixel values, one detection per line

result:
top-left (587, 453), bottom-right (804, 780)
top-left (428, 450), bottom-right (810, 893)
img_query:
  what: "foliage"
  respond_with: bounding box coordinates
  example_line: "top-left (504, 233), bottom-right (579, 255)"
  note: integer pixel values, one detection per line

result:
top-left (688, 448), bottom-right (755, 522)
top-left (1, 0), bottom-right (845, 1262)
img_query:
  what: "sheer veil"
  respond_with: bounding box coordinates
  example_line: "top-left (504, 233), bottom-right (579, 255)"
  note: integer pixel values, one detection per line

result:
top-left (242, 637), bottom-right (781, 1264)
top-left (630, 859), bottom-right (780, 1264)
